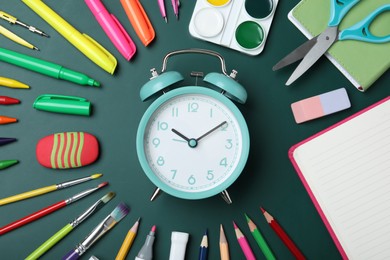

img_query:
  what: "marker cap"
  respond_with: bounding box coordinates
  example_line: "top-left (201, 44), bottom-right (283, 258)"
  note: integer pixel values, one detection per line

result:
top-left (33, 94), bottom-right (91, 116)
top-left (169, 232), bottom-right (189, 260)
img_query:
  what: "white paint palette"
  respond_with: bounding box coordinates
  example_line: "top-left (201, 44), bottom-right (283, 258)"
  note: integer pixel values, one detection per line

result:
top-left (189, 0), bottom-right (278, 56)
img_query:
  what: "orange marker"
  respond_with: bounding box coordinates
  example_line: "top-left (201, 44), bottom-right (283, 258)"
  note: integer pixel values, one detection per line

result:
top-left (0, 115), bottom-right (17, 124)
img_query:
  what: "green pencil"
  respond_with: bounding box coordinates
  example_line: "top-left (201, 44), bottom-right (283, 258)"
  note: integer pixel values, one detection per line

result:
top-left (245, 213), bottom-right (276, 260)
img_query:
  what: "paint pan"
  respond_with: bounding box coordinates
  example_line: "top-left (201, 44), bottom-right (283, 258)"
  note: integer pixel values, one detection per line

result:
top-left (189, 0), bottom-right (278, 55)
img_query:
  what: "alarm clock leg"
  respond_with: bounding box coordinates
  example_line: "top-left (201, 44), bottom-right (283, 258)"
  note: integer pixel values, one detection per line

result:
top-left (150, 187), bottom-right (162, 201)
top-left (220, 190), bottom-right (232, 204)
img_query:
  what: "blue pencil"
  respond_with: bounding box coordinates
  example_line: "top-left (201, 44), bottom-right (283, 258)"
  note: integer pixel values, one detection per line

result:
top-left (198, 229), bottom-right (208, 260)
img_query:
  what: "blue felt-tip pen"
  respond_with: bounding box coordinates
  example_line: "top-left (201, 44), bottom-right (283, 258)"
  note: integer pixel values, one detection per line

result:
top-left (135, 225), bottom-right (156, 260)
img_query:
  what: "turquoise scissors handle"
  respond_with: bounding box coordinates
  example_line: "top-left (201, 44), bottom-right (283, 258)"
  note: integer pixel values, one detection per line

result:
top-left (328, 0), bottom-right (360, 27)
top-left (339, 4), bottom-right (390, 43)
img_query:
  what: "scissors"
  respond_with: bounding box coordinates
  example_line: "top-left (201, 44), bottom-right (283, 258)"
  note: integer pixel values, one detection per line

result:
top-left (273, 0), bottom-right (390, 86)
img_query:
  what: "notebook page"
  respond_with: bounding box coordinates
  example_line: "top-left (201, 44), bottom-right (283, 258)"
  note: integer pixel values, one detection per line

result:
top-left (293, 99), bottom-right (390, 259)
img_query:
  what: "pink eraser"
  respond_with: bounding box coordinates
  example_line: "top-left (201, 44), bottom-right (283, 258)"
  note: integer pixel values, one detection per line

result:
top-left (291, 88), bottom-right (350, 124)
top-left (36, 132), bottom-right (99, 169)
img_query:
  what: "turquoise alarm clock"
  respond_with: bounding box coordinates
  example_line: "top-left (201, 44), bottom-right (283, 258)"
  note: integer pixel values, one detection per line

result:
top-left (136, 49), bottom-right (250, 203)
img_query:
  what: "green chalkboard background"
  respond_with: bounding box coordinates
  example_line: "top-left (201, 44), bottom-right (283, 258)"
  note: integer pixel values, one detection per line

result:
top-left (0, 0), bottom-right (388, 259)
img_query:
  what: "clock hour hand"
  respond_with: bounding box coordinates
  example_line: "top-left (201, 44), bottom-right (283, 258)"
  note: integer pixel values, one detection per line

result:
top-left (171, 128), bottom-right (191, 142)
top-left (196, 121), bottom-right (227, 142)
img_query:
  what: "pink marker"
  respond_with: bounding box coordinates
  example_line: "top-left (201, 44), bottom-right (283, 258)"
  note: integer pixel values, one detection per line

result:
top-left (233, 221), bottom-right (256, 260)
top-left (85, 0), bottom-right (136, 61)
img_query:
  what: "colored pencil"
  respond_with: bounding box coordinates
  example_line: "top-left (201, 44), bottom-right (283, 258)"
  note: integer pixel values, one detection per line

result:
top-left (0, 115), bottom-right (17, 124)
top-left (0, 173), bottom-right (103, 206)
top-left (0, 182), bottom-right (108, 235)
top-left (0, 159), bottom-right (18, 170)
top-left (245, 213), bottom-right (276, 260)
top-left (198, 229), bottom-right (208, 260)
top-left (219, 224), bottom-right (229, 260)
top-left (233, 221), bottom-right (255, 260)
top-left (0, 76), bottom-right (30, 89)
top-left (116, 217), bottom-right (141, 260)
top-left (0, 137), bottom-right (16, 146)
top-left (261, 207), bottom-right (305, 260)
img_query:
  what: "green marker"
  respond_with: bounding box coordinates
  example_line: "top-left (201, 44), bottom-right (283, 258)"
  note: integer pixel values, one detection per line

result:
top-left (0, 159), bottom-right (18, 170)
top-left (245, 213), bottom-right (276, 260)
top-left (0, 47), bottom-right (100, 87)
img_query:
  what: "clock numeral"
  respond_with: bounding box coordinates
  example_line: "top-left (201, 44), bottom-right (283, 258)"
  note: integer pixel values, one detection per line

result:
top-left (152, 138), bottom-right (160, 148)
top-left (221, 122), bottom-right (228, 131)
top-left (207, 170), bottom-right (214, 180)
top-left (225, 139), bottom-right (233, 149)
top-left (188, 175), bottom-right (196, 185)
top-left (172, 107), bottom-right (179, 117)
top-left (171, 169), bottom-right (177, 179)
top-left (220, 157), bottom-right (228, 167)
top-left (157, 156), bottom-right (165, 166)
top-left (187, 102), bottom-right (199, 112)
top-left (157, 121), bottom-right (168, 131)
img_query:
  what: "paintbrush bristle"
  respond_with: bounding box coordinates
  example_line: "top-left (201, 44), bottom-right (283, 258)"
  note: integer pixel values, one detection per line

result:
top-left (91, 173), bottom-right (103, 179)
top-left (98, 182), bottom-right (109, 188)
top-left (101, 192), bottom-right (115, 203)
top-left (110, 202), bottom-right (130, 222)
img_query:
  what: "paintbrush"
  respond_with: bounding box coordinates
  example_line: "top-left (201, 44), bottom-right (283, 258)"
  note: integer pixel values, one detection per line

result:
top-left (0, 182), bottom-right (108, 235)
top-left (25, 192), bottom-right (115, 260)
top-left (63, 202), bottom-right (130, 260)
top-left (0, 173), bottom-right (103, 206)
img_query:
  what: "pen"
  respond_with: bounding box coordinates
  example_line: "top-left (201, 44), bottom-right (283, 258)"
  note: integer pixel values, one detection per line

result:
top-left (22, 0), bottom-right (117, 74)
top-left (0, 25), bottom-right (38, 50)
top-left (219, 224), bottom-right (229, 260)
top-left (0, 182), bottom-right (108, 235)
top-left (0, 115), bottom-right (17, 125)
top-left (0, 96), bottom-right (20, 105)
top-left (135, 225), bottom-right (156, 260)
top-left (0, 10), bottom-right (49, 37)
top-left (233, 221), bottom-right (255, 260)
top-left (0, 47), bottom-right (100, 87)
top-left (25, 192), bottom-right (115, 260)
top-left (0, 76), bottom-right (29, 89)
top-left (198, 229), bottom-right (208, 260)
top-left (0, 159), bottom-right (18, 170)
top-left (261, 207), bottom-right (306, 260)
top-left (0, 138), bottom-right (17, 147)
top-left (115, 218), bottom-right (140, 260)
top-left (85, 0), bottom-right (136, 61)
top-left (157, 0), bottom-right (167, 23)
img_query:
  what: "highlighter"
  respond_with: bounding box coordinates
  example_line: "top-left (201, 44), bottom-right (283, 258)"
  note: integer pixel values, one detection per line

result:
top-left (22, 0), bottom-right (117, 74)
top-left (120, 0), bottom-right (155, 46)
top-left (85, 0), bottom-right (136, 61)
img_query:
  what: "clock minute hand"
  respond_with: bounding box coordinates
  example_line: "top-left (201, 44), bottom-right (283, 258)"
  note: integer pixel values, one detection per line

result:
top-left (196, 121), bottom-right (227, 142)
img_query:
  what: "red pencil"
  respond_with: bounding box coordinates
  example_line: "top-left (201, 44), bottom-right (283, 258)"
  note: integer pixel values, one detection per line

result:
top-left (0, 182), bottom-right (108, 235)
top-left (261, 207), bottom-right (305, 260)
top-left (0, 96), bottom-right (20, 105)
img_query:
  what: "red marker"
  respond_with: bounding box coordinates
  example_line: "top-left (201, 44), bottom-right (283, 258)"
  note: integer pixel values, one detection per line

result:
top-left (0, 96), bottom-right (20, 105)
top-left (0, 116), bottom-right (18, 124)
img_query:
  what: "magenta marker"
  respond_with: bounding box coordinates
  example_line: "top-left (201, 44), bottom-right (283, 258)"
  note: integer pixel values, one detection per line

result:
top-left (135, 225), bottom-right (156, 260)
top-left (291, 88), bottom-right (351, 124)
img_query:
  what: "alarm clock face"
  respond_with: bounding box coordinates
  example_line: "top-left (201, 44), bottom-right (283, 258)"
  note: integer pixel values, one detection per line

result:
top-left (137, 87), bottom-right (249, 200)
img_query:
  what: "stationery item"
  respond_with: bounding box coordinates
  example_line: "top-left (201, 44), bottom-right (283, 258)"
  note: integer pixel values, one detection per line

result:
top-left (33, 94), bottom-right (92, 116)
top-left (25, 192), bottom-right (115, 260)
top-left (261, 208), bottom-right (305, 260)
top-left (0, 25), bottom-right (38, 50)
top-left (289, 96), bottom-right (390, 259)
top-left (21, 0), bottom-right (117, 74)
top-left (0, 159), bottom-right (18, 170)
top-left (135, 225), bottom-right (156, 260)
top-left (291, 88), bottom-right (350, 124)
top-left (168, 232), bottom-right (189, 260)
top-left (0, 76), bottom-right (29, 89)
top-left (0, 10), bottom-right (49, 37)
top-left (219, 225), bottom-right (229, 260)
top-left (189, 0), bottom-right (279, 55)
top-left (0, 48), bottom-right (100, 87)
top-left (0, 137), bottom-right (17, 147)
top-left (0, 173), bottom-right (102, 206)
top-left (275, 0), bottom-right (390, 90)
top-left (157, 0), bottom-right (167, 22)
top-left (245, 214), bottom-right (275, 260)
top-left (85, 0), bottom-right (136, 61)
top-left (120, 0), bottom-right (155, 46)
top-left (0, 182), bottom-right (108, 235)
top-left (171, 0), bottom-right (179, 19)
top-left (0, 96), bottom-right (20, 105)
top-left (232, 221), bottom-right (255, 260)
top-left (36, 132), bottom-right (99, 169)
top-left (62, 202), bottom-right (129, 260)
top-left (115, 218), bottom-right (140, 260)
top-left (0, 115), bottom-right (17, 124)
top-left (198, 229), bottom-right (208, 260)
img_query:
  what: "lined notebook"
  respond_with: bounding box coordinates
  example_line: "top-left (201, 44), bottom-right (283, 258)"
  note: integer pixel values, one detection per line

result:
top-left (289, 97), bottom-right (390, 259)
top-left (289, 0), bottom-right (390, 92)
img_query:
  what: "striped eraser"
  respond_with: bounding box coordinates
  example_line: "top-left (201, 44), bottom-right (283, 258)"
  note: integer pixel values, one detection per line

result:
top-left (291, 88), bottom-right (351, 124)
top-left (36, 132), bottom-right (99, 169)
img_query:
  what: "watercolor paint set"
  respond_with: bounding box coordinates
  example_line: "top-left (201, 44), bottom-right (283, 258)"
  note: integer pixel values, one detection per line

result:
top-left (189, 0), bottom-right (279, 56)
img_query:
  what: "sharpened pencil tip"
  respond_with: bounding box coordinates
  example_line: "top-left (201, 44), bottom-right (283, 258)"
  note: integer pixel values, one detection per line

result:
top-left (260, 207), bottom-right (265, 213)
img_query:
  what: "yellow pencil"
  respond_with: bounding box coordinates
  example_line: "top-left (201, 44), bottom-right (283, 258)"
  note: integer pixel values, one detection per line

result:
top-left (220, 224), bottom-right (230, 260)
top-left (116, 218), bottom-right (140, 260)
top-left (0, 25), bottom-right (38, 50)
top-left (0, 173), bottom-right (102, 206)
top-left (0, 76), bottom-right (30, 89)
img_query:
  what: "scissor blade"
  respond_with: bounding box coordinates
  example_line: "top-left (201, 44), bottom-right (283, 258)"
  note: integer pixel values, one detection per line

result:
top-left (286, 27), bottom-right (338, 86)
top-left (272, 36), bottom-right (319, 71)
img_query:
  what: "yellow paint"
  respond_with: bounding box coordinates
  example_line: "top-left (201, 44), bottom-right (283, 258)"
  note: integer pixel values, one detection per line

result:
top-left (207, 0), bottom-right (231, 7)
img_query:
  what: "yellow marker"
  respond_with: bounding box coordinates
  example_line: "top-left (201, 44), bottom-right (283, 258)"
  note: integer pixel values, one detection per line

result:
top-left (22, 0), bottom-right (117, 74)
top-left (0, 173), bottom-right (102, 206)
top-left (116, 218), bottom-right (140, 260)
top-left (0, 76), bottom-right (30, 89)
top-left (0, 25), bottom-right (38, 50)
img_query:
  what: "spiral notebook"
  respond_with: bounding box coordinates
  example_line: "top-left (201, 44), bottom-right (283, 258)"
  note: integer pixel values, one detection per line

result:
top-left (289, 0), bottom-right (390, 92)
top-left (289, 96), bottom-right (390, 259)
